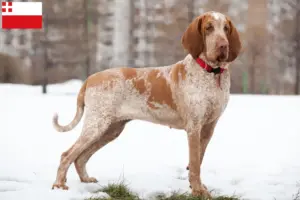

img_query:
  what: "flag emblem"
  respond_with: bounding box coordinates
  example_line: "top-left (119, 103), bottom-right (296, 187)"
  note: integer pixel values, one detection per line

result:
top-left (1, 2), bottom-right (43, 29)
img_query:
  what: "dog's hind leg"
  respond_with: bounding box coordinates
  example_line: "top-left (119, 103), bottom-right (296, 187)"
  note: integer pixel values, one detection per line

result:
top-left (52, 112), bottom-right (112, 190)
top-left (74, 120), bottom-right (129, 183)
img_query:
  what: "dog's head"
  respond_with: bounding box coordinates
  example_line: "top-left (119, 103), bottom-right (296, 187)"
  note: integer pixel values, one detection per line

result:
top-left (181, 11), bottom-right (242, 64)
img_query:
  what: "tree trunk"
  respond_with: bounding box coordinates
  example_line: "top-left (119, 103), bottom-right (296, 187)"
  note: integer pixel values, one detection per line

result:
top-left (246, 0), bottom-right (268, 94)
top-left (295, 5), bottom-right (300, 94)
top-left (113, 0), bottom-right (132, 66)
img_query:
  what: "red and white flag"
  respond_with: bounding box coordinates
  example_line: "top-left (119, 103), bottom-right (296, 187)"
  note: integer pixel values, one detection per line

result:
top-left (1, 1), bottom-right (43, 29)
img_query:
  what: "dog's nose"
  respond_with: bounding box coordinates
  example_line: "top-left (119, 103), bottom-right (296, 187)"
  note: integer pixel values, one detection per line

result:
top-left (220, 44), bottom-right (228, 51)
top-left (217, 40), bottom-right (228, 52)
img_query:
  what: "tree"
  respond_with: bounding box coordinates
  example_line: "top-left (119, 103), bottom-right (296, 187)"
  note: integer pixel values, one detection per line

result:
top-left (246, 0), bottom-right (268, 93)
top-left (295, 2), bottom-right (300, 94)
top-left (112, 0), bottom-right (132, 67)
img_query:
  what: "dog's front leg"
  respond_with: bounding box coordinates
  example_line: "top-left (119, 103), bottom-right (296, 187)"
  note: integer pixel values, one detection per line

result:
top-left (188, 126), bottom-right (212, 199)
top-left (199, 119), bottom-right (218, 166)
top-left (187, 119), bottom-right (218, 168)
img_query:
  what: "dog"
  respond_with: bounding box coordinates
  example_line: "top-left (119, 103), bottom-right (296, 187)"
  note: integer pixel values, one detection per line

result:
top-left (51, 11), bottom-right (241, 198)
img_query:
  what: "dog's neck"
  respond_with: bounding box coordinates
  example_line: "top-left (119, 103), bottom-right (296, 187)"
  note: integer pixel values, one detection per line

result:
top-left (198, 53), bottom-right (228, 69)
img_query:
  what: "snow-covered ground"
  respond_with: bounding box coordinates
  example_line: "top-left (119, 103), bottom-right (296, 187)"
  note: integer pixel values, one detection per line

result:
top-left (1, 80), bottom-right (300, 200)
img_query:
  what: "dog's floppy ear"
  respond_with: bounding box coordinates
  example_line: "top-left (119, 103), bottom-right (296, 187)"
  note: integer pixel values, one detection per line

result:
top-left (227, 18), bottom-right (242, 62)
top-left (181, 16), bottom-right (205, 59)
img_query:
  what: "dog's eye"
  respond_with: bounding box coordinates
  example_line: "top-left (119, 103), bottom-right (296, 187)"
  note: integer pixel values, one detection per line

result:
top-left (206, 25), bottom-right (214, 32)
top-left (224, 25), bottom-right (229, 33)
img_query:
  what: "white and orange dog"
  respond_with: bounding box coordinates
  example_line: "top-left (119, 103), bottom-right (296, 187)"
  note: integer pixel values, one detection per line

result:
top-left (52, 11), bottom-right (241, 198)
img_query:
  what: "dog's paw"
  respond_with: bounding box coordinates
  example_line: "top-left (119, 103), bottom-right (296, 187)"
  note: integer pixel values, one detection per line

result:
top-left (191, 186), bottom-right (212, 199)
top-left (189, 183), bottom-right (208, 190)
top-left (81, 177), bottom-right (98, 183)
top-left (52, 183), bottom-right (69, 190)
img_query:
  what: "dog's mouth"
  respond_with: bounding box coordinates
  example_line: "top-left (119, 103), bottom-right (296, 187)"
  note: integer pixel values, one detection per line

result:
top-left (205, 52), bottom-right (228, 67)
top-left (217, 53), bottom-right (228, 62)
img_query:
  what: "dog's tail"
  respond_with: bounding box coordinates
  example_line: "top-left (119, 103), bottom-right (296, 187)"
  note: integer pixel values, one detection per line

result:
top-left (53, 81), bottom-right (87, 132)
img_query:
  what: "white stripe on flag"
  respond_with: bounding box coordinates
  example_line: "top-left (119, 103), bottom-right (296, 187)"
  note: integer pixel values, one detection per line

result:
top-left (2, 2), bottom-right (42, 16)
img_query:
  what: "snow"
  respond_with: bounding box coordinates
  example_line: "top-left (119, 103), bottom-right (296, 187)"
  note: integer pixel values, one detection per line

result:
top-left (1, 80), bottom-right (300, 200)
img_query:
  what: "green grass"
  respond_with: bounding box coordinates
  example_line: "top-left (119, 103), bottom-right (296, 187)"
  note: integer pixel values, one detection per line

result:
top-left (153, 191), bottom-right (240, 200)
top-left (86, 182), bottom-right (241, 200)
top-left (87, 182), bottom-right (140, 200)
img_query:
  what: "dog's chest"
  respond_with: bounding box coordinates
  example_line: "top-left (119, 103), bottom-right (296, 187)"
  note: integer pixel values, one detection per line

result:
top-left (182, 70), bottom-right (230, 123)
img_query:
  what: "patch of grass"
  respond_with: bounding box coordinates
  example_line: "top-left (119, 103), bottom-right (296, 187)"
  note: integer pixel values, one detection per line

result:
top-left (87, 183), bottom-right (240, 200)
top-left (87, 182), bottom-right (140, 200)
top-left (153, 191), bottom-right (240, 200)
